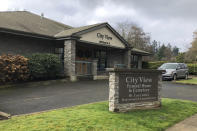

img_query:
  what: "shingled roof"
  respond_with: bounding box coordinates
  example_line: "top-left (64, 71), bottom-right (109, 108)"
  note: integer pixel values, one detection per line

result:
top-left (131, 48), bottom-right (152, 56)
top-left (0, 11), bottom-right (151, 54)
top-left (0, 11), bottom-right (129, 45)
top-left (0, 11), bottom-right (112, 39)
top-left (55, 22), bottom-right (107, 38)
top-left (0, 11), bottom-right (73, 37)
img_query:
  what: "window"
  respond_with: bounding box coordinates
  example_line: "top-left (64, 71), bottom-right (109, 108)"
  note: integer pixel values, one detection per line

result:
top-left (131, 55), bottom-right (138, 68)
top-left (55, 48), bottom-right (63, 54)
top-left (77, 49), bottom-right (92, 58)
top-left (77, 50), bottom-right (84, 58)
top-left (85, 50), bottom-right (91, 58)
top-left (180, 64), bottom-right (185, 69)
top-left (160, 63), bottom-right (177, 69)
top-left (54, 48), bottom-right (64, 61)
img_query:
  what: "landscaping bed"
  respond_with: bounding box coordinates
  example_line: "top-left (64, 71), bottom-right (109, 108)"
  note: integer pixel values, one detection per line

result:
top-left (0, 53), bottom-right (63, 85)
top-left (175, 77), bottom-right (197, 85)
top-left (0, 98), bottom-right (197, 131)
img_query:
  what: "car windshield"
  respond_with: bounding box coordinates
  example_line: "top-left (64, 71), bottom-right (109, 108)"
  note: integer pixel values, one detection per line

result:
top-left (159, 63), bottom-right (177, 69)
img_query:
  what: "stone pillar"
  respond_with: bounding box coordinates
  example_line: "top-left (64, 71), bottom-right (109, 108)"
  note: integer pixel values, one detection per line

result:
top-left (64, 40), bottom-right (77, 81)
top-left (109, 71), bottom-right (119, 112)
top-left (158, 74), bottom-right (162, 103)
top-left (138, 55), bottom-right (142, 69)
top-left (92, 59), bottom-right (98, 80)
top-left (124, 49), bottom-right (131, 69)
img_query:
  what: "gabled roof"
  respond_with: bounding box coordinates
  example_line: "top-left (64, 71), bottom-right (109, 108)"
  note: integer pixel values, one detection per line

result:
top-left (0, 11), bottom-right (72, 37)
top-left (55, 22), bottom-right (129, 47)
top-left (0, 11), bottom-right (129, 47)
top-left (55, 23), bottom-right (105, 37)
top-left (0, 11), bottom-right (152, 54)
top-left (131, 48), bottom-right (152, 56)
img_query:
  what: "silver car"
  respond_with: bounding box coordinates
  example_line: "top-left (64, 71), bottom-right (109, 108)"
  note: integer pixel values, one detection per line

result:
top-left (158, 63), bottom-right (189, 80)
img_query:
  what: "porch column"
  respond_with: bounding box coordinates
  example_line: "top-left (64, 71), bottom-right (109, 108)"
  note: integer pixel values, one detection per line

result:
top-left (92, 59), bottom-right (98, 80)
top-left (64, 40), bottom-right (77, 81)
top-left (138, 55), bottom-right (142, 69)
top-left (124, 49), bottom-right (131, 69)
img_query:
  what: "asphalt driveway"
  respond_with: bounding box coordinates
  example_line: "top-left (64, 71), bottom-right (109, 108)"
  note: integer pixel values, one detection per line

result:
top-left (0, 80), bottom-right (197, 115)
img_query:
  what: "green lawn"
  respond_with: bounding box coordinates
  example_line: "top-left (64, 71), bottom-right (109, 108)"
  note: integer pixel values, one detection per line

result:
top-left (1, 98), bottom-right (197, 131)
top-left (175, 78), bottom-right (197, 85)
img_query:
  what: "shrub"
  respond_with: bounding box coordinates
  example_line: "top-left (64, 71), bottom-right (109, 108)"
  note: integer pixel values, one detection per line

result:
top-left (28, 53), bottom-right (62, 80)
top-left (176, 53), bottom-right (185, 63)
top-left (142, 61), bottom-right (149, 69)
top-left (0, 54), bottom-right (29, 83)
top-left (187, 63), bottom-right (197, 75)
top-left (142, 61), bottom-right (166, 69)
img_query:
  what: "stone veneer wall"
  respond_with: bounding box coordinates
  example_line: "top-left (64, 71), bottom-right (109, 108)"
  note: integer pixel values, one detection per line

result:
top-left (108, 68), bottom-right (163, 112)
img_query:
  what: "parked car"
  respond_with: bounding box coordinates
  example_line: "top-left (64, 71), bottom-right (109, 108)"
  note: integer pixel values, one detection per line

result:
top-left (158, 63), bottom-right (189, 80)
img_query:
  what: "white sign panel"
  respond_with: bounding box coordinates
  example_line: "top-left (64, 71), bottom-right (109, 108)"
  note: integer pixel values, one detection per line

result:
top-left (80, 27), bottom-right (125, 48)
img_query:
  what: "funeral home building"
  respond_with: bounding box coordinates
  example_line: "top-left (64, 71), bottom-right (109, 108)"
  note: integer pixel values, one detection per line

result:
top-left (0, 11), bottom-right (150, 81)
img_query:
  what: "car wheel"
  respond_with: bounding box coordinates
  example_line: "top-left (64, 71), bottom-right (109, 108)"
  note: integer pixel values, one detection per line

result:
top-left (185, 74), bottom-right (188, 80)
top-left (173, 74), bottom-right (177, 81)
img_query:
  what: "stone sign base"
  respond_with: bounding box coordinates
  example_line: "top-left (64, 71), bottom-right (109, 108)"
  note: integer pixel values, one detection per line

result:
top-left (107, 68), bottom-right (163, 112)
top-left (109, 101), bottom-right (161, 112)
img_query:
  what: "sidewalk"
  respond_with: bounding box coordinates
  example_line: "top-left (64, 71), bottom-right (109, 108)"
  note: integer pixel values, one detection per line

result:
top-left (166, 114), bottom-right (197, 131)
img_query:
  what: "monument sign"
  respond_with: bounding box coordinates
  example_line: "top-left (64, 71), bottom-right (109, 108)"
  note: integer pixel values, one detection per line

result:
top-left (107, 68), bottom-right (163, 112)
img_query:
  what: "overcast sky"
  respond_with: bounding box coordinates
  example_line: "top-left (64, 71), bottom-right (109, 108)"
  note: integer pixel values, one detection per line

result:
top-left (1, 0), bottom-right (197, 51)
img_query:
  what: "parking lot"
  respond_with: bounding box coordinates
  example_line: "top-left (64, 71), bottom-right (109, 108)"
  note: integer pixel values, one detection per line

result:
top-left (0, 80), bottom-right (197, 115)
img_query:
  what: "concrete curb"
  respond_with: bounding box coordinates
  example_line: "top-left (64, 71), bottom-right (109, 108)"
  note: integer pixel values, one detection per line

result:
top-left (0, 111), bottom-right (11, 119)
top-left (172, 81), bottom-right (197, 86)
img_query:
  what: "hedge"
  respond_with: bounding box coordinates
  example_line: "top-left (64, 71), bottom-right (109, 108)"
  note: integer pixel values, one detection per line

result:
top-left (27, 53), bottom-right (62, 80)
top-left (0, 54), bottom-right (29, 83)
top-left (142, 61), bottom-right (197, 75)
top-left (187, 63), bottom-right (197, 75)
top-left (142, 61), bottom-right (166, 69)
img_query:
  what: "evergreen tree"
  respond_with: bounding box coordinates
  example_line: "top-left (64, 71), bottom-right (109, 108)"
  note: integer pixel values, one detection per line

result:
top-left (157, 44), bottom-right (166, 60)
top-left (172, 46), bottom-right (179, 56)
